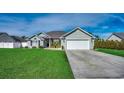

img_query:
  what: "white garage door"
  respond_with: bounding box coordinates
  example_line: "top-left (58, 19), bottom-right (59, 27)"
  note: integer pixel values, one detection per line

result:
top-left (67, 40), bottom-right (90, 50)
top-left (0, 42), bottom-right (14, 48)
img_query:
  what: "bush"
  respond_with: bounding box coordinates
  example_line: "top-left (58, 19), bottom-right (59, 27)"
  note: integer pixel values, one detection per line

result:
top-left (39, 46), bottom-right (44, 48)
top-left (62, 46), bottom-right (64, 50)
top-left (25, 46), bottom-right (28, 48)
top-left (94, 39), bottom-right (124, 50)
top-left (51, 41), bottom-right (61, 48)
top-left (32, 46), bottom-right (37, 48)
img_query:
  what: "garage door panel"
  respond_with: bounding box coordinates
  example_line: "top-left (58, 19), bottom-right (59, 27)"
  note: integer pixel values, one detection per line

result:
top-left (0, 42), bottom-right (13, 48)
top-left (67, 40), bottom-right (90, 50)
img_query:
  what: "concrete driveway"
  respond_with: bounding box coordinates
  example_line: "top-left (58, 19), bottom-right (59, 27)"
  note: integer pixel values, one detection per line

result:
top-left (66, 50), bottom-right (124, 78)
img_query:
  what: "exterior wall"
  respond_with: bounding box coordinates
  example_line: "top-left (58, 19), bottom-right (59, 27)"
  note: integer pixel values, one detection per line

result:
top-left (0, 42), bottom-right (14, 48)
top-left (53, 39), bottom-right (60, 42)
top-left (13, 42), bottom-right (21, 48)
top-left (65, 29), bottom-right (92, 39)
top-left (108, 35), bottom-right (122, 41)
top-left (32, 40), bottom-right (38, 47)
top-left (40, 40), bottom-right (44, 46)
top-left (30, 36), bottom-right (38, 41)
top-left (62, 29), bottom-right (94, 50)
top-left (22, 42), bottom-right (28, 47)
top-left (28, 38), bottom-right (44, 48)
top-left (0, 42), bottom-right (27, 48)
top-left (38, 33), bottom-right (47, 37)
top-left (27, 41), bottom-right (32, 48)
top-left (61, 38), bottom-right (65, 47)
top-left (90, 39), bottom-right (94, 49)
top-left (29, 35), bottom-right (45, 48)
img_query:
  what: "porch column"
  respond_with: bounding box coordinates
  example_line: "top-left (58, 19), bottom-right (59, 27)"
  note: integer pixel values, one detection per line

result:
top-left (49, 38), bottom-right (51, 48)
top-left (92, 39), bottom-right (95, 49)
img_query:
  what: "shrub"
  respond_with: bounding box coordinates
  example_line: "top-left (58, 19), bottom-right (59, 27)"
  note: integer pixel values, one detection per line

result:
top-left (39, 46), bottom-right (44, 48)
top-left (25, 46), bottom-right (28, 48)
top-left (51, 41), bottom-right (61, 48)
top-left (94, 39), bottom-right (124, 50)
top-left (62, 46), bottom-right (64, 50)
top-left (32, 46), bottom-right (37, 48)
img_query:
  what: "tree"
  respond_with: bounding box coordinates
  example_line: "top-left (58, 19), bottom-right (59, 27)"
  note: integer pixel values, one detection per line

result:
top-left (95, 35), bottom-right (100, 40)
top-left (21, 36), bottom-right (26, 39)
top-left (94, 39), bottom-right (124, 50)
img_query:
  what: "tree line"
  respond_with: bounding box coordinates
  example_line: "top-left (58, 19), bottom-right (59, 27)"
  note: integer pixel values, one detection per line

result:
top-left (94, 39), bottom-right (124, 50)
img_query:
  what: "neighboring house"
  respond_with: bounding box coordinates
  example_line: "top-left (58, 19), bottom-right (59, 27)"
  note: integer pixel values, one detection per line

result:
top-left (108, 32), bottom-right (124, 41)
top-left (28, 27), bottom-right (95, 50)
top-left (0, 32), bottom-right (27, 48)
top-left (12, 36), bottom-right (28, 47)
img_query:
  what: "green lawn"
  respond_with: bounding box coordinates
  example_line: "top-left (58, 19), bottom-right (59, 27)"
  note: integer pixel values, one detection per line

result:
top-left (0, 48), bottom-right (74, 79)
top-left (96, 48), bottom-right (124, 57)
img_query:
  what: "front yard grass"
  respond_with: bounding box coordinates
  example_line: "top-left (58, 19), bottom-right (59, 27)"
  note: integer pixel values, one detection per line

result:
top-left (95, 48), bottom-right (124, 57)
top-left (0, 48), bottom-right (74, 79)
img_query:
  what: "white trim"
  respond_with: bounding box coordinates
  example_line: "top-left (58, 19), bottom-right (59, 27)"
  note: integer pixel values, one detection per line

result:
top-left (61, 27), bottom-right (95, 38)
top-left (66, 39), bottom-right (90, 50)
top-left (42, 32), bottom-right (51, 38)
top-left (66, 38), bottom-right (91, 40)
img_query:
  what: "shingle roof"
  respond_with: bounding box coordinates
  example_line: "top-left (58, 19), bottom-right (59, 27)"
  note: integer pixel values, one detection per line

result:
top-left (0, 32), bottom-right (7, 36)
top-left (0, 33), bottom-right (16, 42)
top-left (0, 33), bottom-right (27, 42)
top-left (46, 31), bottom-right (67, 38)
top-left (113, 32), bottom-right (124, 40)
top-left (61, 27), bottom-right (95, 38)
top-left (11, 36), bottom-right (27, 42)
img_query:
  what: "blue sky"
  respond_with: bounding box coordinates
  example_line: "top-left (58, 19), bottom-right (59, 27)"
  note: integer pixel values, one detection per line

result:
top-left (0, 13), bottom-right (124, 38)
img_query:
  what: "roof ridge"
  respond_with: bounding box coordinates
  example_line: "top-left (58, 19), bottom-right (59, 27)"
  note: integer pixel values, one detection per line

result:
top-left (113, 32), bottom-right (124, 40)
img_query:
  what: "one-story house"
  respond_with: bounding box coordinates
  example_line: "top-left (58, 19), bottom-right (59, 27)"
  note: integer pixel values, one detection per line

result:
top-left (0, 32), bottom-right (27, 48)
top-left (107, 32), bottom-right (124, 41)
top-left (11, 36), bottom-right (28, 47)
top-left (28, 27), bottom-right (95, 50)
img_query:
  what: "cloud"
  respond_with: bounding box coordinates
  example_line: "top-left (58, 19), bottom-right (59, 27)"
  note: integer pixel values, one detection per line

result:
top-left (0, 15), bottom-right (30, 36)
top-left (25, 13), bottom-right (111, 35)
top-left (0, 13), bottom-right (124, 38)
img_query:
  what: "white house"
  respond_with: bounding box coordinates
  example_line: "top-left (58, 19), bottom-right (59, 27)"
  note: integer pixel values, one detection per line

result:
top-left (108, 32), bottom-right (124, 41)
top-left (28, 27), bottom-right (95, 50)
top-left (12, 36), bottom-right (28, 47)
top-left (0, 33), bottom-right (27, 48)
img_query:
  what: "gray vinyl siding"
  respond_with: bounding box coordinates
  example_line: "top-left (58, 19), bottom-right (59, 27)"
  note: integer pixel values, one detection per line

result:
top-left (65, 29), bottom-right (92, 39)
top-left (63, 29), bottom-right (94, 50)
top-left (28, 36), bottom-right (44, 48)
top-left (108, 35), bottom-right (122, 41)
top-left (90, 39), bottom-right (94, 49)
top-left (61, 38), bottom-right (66, 48)
top-left (40, 40), bottom-right (44, 46)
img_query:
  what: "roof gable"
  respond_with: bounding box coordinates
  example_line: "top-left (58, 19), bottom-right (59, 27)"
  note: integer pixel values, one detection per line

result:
top-left (0, 32), bottom-right (7, 36)
top-left (11, 36), bottom-right (27, 42)
top-left (61, 27), bottom-right (95, 38)
top-left (29, 32), bottom-right (49, 39)
top-left (113, 32), bottom-right (124, 40)
top-left (0, 33), bottom-right (15, 42)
